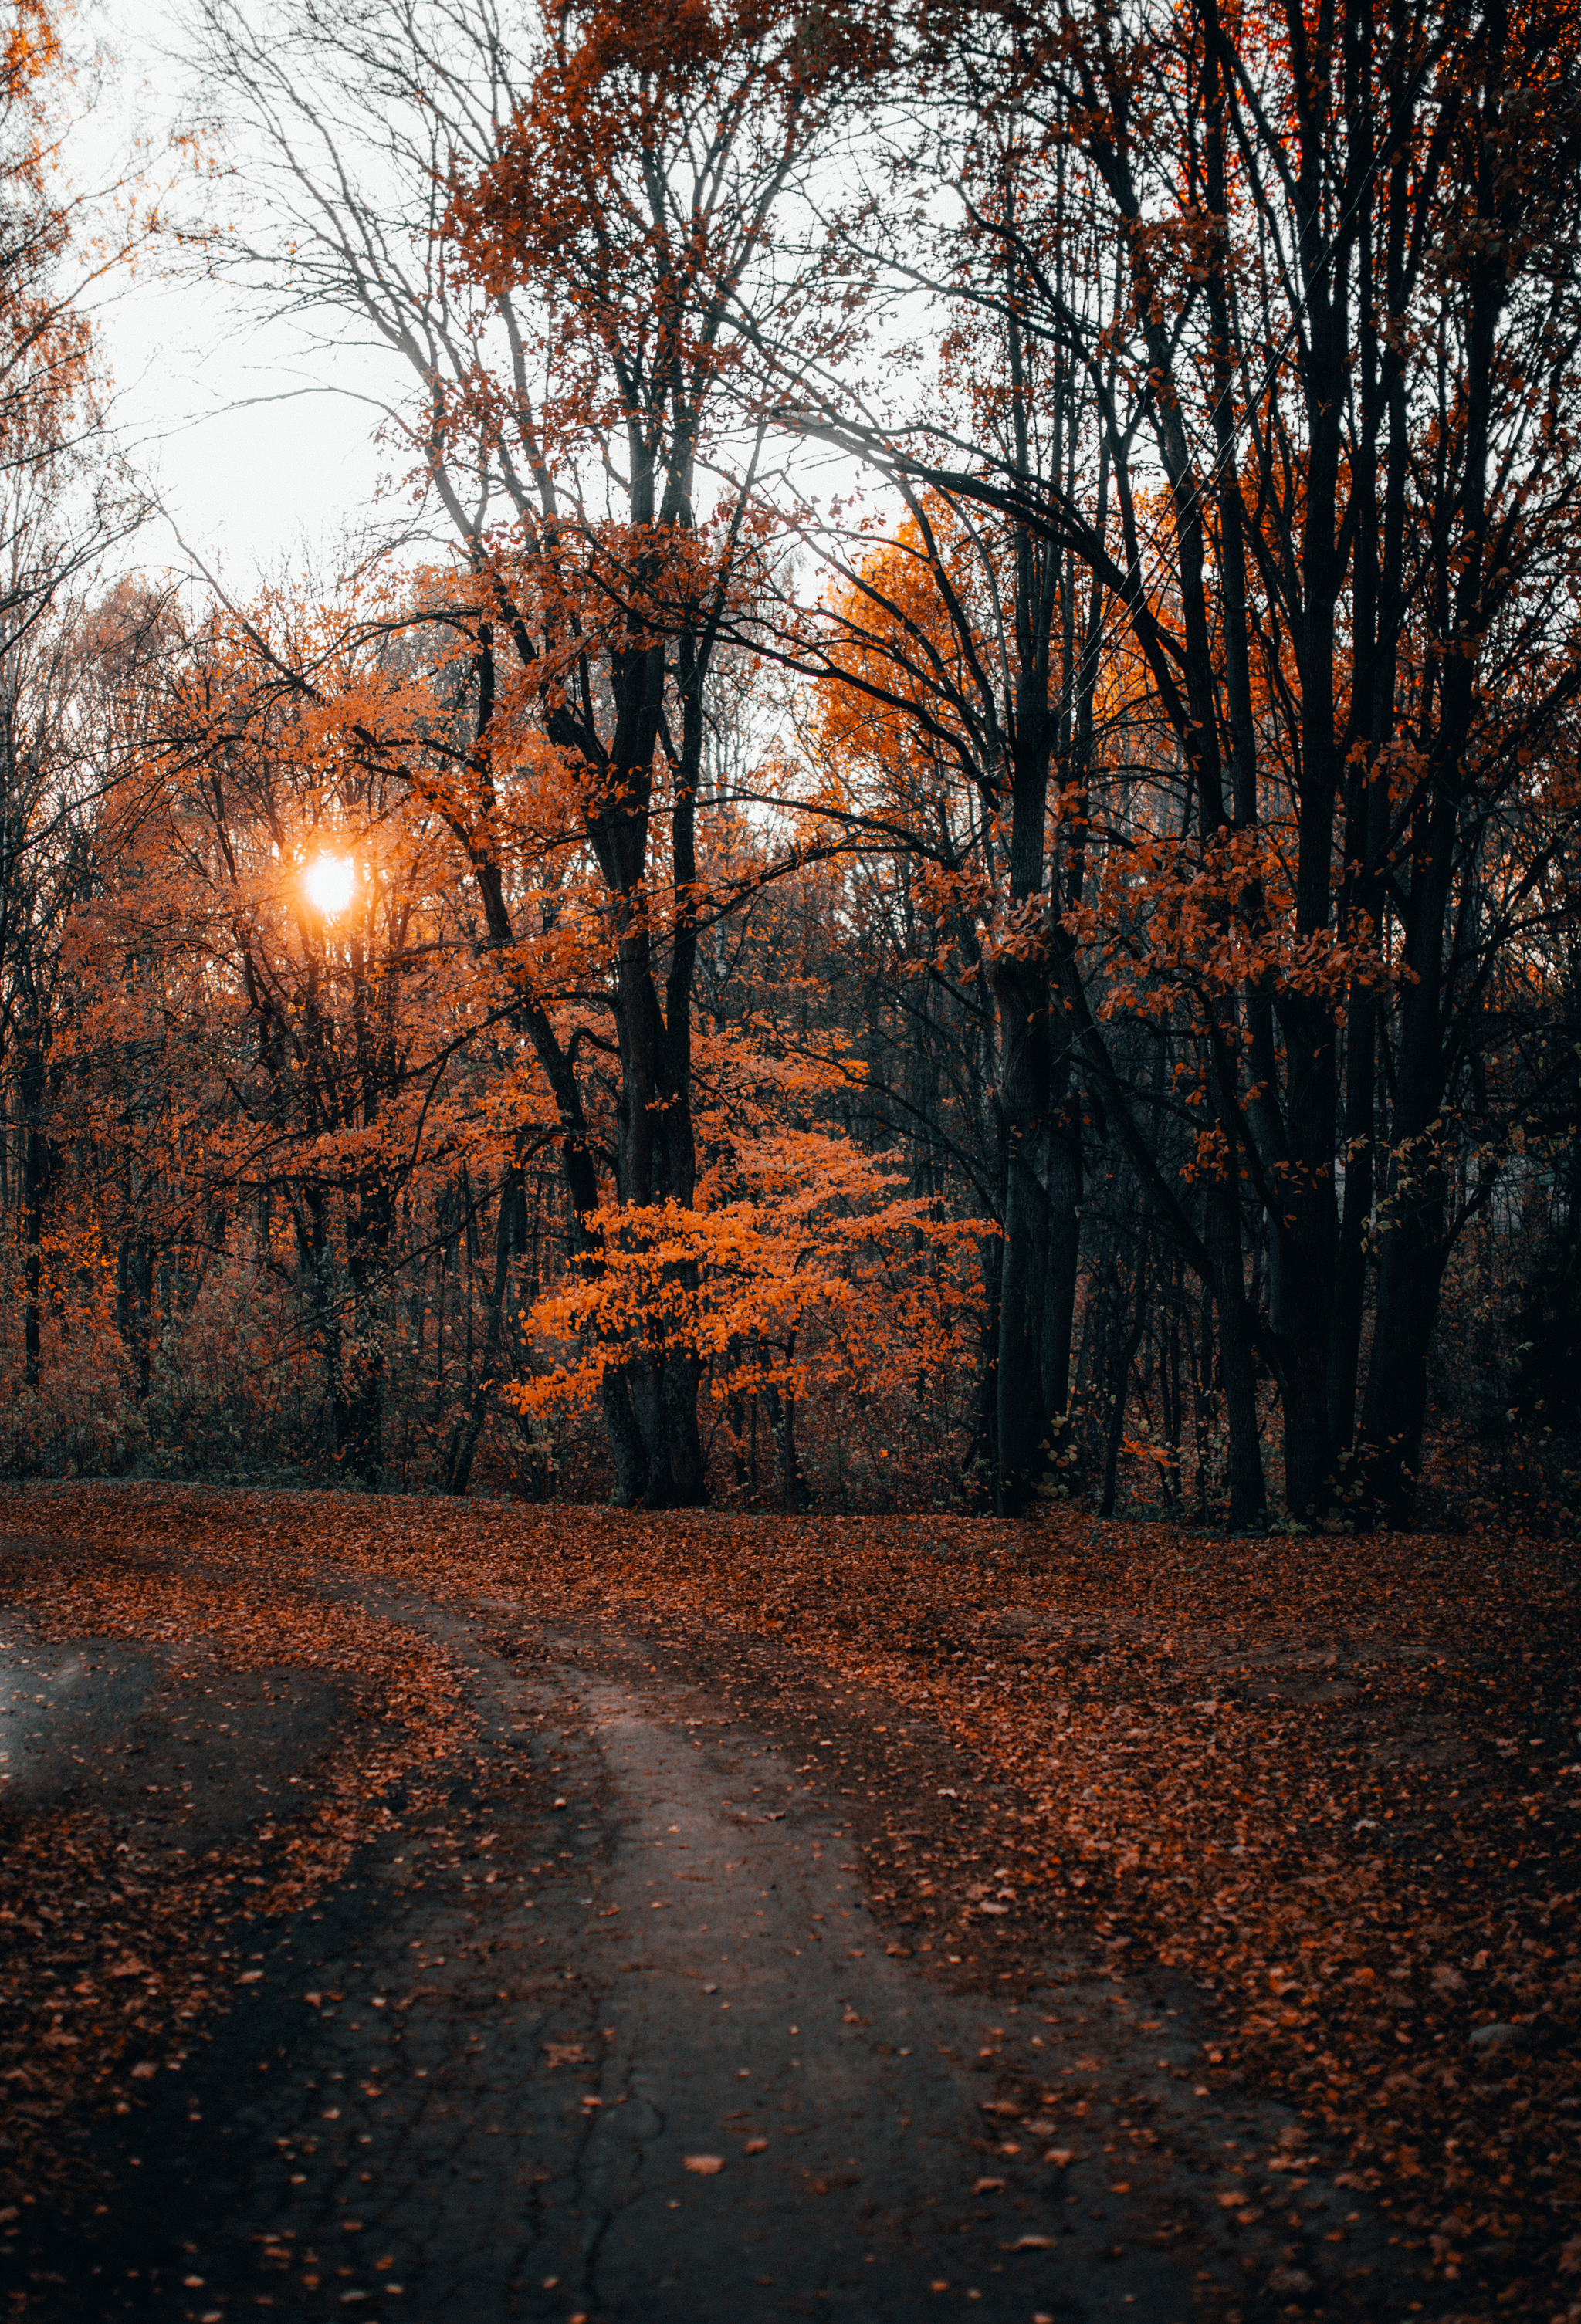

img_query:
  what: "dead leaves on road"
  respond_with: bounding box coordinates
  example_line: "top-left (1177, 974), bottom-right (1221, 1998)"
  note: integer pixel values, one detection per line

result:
top-left (0, 1483), bottom-right (1576, 2322)
top-left (0, 1524), bottom-right (472, 2208)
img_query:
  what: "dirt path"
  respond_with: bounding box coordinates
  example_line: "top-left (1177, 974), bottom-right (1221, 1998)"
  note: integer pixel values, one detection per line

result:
top-left (2, 1541), bottom-right (1409, 2324)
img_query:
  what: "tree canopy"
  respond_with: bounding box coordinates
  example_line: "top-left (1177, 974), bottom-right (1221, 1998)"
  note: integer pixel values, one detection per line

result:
top-left (0, 0), bottom-right (1577, 1531)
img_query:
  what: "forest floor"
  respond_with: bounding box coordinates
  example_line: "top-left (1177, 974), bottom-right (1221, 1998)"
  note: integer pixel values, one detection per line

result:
top-left (0, 1487), bottom-right (1574, 2324)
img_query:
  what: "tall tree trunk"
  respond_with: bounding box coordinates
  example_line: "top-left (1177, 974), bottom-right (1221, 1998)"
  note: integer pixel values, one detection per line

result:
top-left (1208, 1174), bottom-right (1267, 1527)
top-left (1099, 1236), bottom-right (1150, 1518)
top-left (344, 1179), bottom-right (391, 1484)
top-left (1270, 993), bottom-right (1340, 1517)
top-left (994, 946), bottom-right (1052, 1516)
top-left (1328, 988), bottom-right (1376, 1453)
top-left (778, 1379), bottom-right (800, 1514)
top-left (971, 1189), bottom-right (1003, 1506)
top-left (295, 1189), bottom-right (340, 1470)
top-left (20, 1040), bottom-right (46, 1390)
top-left (1361, 936), bottom-right (1454, 1523)
top-left (1041, 1084), bottom-right (1083, 1447)
top-left (447, 1165), bottom-right (519, 1497)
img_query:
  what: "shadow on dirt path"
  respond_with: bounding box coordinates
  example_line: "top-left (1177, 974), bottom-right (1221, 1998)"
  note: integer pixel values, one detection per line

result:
top-left (3, 1547), bottom-right (1410, 2324)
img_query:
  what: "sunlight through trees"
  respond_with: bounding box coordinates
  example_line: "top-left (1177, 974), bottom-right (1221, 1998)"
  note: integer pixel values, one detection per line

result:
top-left (0, 0), bottom-right (1575, 1532)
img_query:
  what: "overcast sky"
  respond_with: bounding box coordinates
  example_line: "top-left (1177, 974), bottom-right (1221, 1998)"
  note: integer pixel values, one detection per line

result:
top-left (76, 0), bottom-right (892, 606)
top-left (79, 0), bottom-right (391, 594)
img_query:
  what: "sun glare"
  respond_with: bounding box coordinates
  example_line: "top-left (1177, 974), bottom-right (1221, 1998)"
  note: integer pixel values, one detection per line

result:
top-left (303, 854), bottom-right (356, 917)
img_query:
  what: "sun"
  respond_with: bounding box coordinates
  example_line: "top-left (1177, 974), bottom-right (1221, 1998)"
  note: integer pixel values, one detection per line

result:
top-left (303, 854), bottom-right (356, 917)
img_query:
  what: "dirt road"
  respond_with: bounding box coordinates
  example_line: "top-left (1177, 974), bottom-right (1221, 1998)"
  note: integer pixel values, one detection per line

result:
top-left (1, 1528), bottom-right (1407, 2324)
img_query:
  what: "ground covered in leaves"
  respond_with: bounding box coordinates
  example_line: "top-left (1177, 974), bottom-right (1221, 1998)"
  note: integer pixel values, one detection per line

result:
top-left (1, 1484), bottom-right (1576, 2324)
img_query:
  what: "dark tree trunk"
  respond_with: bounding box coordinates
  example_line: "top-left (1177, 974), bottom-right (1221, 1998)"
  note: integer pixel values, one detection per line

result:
top-left (293, 1189), bottom-right (340, 1470)
top-left (1041, 1085), bottom-right (1082, 1445)
top-left (1360, 935), bottom-right (1454, 1523)
top-left (1269, 993), bottom-right (1339, 1517)
top-left (20, 1040), bottom-right (46, 1389)
top-left (970, 1190), bottom-right (1004, 1505)
top-left (1328, 988), bottom-right (1376, 1453)
top-left (778, 1382), bottom-right (800, 1514)
top-left (1099, 1236), bottom-right (1149, 1519)
top-left (1208, 1175), bottom-right (1267, 1527)
top-left (448, 1165), bottom-right (521, 1497)
top-left (117, 1223), bottom-right (153, 1398)
top-left (344, 1180), bottom-right (391, 1484)
top-left (994, 948), bottom-right (1052, 1515)
top-left (1162, 1270), bottom-right (1183, 1504)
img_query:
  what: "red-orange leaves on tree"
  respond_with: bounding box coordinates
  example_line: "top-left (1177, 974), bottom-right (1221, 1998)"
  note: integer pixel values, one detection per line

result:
top-left (514, 1120), bottom-right (987, 1512)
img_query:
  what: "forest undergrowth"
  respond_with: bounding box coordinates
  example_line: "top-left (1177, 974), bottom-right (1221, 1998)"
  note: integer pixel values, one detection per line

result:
top-left (0, 1483), bottom-right (1576, 2323)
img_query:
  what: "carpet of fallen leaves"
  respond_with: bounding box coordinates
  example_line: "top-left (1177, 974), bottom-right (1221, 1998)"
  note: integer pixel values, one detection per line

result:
top-left (2, 1483), bottom-right (1577, 2324)
top-left (0, 1515), bottom-right (473, 2217)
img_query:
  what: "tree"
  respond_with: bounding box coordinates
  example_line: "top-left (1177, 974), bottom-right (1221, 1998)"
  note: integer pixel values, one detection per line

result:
top-left (786, 482), bottom-right (1112, 1515)
top-left (188, 0), bottom-right (873, 1503)
top-left (0, 0), bottom-right (157, 1402)
top-left (8, 0), bottom-right (1573, 1527)
top-left (778, 0), bottom-right (1581, 1521)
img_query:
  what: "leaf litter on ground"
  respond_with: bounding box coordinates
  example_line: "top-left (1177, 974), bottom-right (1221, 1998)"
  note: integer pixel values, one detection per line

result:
top-left (0, 1482), bottom-right (1575, 2324)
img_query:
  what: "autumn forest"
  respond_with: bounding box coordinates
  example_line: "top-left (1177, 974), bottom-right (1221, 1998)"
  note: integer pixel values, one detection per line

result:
top-left (2, 0), bottom-right (1579, 1532)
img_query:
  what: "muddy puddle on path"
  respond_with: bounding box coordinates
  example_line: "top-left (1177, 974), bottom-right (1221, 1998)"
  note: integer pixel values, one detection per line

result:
top-left (9, 1599), bottom-right (1405, 2324)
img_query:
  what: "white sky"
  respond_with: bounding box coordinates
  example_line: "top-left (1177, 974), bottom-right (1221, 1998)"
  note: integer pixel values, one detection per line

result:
top-left (73, 0), bottom-right (894, 603)
top-left (77, 0), bottom-right (391, 594)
